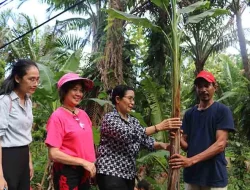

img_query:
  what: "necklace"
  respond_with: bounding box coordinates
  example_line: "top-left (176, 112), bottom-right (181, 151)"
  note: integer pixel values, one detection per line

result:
top-left (62, 106), bottom-right (84, 129)
top-left (62, 106), bottom-right (76, 115)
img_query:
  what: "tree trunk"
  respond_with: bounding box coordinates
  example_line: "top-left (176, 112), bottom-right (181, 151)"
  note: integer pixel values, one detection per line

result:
top-left (235, 10), bottom-right (250, 79)
top-left (91, 0), bottom-right (102, 53)
top-left (167, 80), bottom-right (181, 190)
top-left (98, 0), bottom-right (125, 90)
top-left (194, 59), bottom-right (205, 75)
top-left (167, 1), bottom-right (181, 189)
top-left (167, 64), bottom-right (181, 190)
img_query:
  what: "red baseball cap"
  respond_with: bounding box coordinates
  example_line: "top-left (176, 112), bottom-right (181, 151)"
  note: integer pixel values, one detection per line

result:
top-left (57, 72), bottom-right (94, 91)
top-left (194, 70), bottom-right (216, 84)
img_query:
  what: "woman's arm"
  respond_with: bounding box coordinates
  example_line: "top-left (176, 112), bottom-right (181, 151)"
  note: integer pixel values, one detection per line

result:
top-left (154, 142), bottom-right (170, 151)
top-left (48, 147), bottom-right (96, 177)
top-left (145, 118), bottom-right (182, 136)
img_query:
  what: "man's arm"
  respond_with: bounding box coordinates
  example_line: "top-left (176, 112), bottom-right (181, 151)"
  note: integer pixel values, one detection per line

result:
top-left (169, 130), bottom-right (228, 168)
top-left (180, 134), bottom-right (188, 151)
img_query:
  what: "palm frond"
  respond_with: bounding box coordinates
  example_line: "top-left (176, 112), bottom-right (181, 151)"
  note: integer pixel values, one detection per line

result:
top-left (54, 17), bottom-right (91, 33)
top-left (40, 0), bottom-right (91, 16)
top-left (213, 28), bottom-right (250, 52)
top-left (56, 34), bottom-right (85, 51)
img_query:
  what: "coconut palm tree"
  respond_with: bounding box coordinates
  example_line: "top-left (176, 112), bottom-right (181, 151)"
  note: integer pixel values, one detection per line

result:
top-left (226, 0), bottom-right (250, 79)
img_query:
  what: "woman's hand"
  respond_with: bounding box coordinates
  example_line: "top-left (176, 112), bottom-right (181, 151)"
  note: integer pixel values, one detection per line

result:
top-left (160, 143), bottom-right (170, 151)
top-left (0, 176), bottom-right (7, 190)
top-left (156, 118), bottom-right (182, 131)
top-left (81, 161), bottom-right (96, 178)
top-left (154, 142), bottom-right (170, 150)
top-left (29, 151), bottom-right (34, 180)
top-left (29, 161), bottom-right (34, 180)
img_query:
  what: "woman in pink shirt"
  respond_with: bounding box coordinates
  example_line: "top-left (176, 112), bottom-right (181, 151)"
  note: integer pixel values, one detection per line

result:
top-left (45, 73), bottom-right (96, 190)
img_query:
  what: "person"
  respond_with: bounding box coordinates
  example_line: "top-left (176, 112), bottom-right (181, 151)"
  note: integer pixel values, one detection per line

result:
top-left (96, 85), bottom-right (182, 190)
top-left (169, 70), bottom-right (235, 190)
top-left (0, 59), bottom-right (40, 190)
top-left (45, 72), bottom-right (96, 190)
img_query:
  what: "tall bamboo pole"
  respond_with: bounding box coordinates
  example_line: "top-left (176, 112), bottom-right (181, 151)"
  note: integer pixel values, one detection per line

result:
top-left (167, 0), bottom-right (181, 189)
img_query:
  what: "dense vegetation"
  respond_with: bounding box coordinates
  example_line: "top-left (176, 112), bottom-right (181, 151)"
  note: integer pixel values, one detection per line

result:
top-left (0, 0), bottom-right (250, 189)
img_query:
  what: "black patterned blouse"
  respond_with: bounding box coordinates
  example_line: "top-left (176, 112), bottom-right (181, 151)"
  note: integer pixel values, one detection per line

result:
top-left (96, 109), bottom-right (155, 180)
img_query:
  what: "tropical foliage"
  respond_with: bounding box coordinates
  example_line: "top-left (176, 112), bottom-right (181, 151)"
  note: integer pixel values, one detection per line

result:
top-left (0, 0), bottom-right (250, 189)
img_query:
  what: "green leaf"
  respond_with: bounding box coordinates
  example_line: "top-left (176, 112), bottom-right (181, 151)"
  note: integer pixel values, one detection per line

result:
top-left (236, 142), bottom-right (241, 147)
top-left (97, 91), bottom-right (108, 99)
top-left (37, 63), bottom-right (56, 95)
top-left (137, 150), bottom-right (169, 163)
top-left (92, 127), bottom-right (100, 145)
top-left (86, 98), bottom-right (112, 107)
top-left (60, 49), bottom-right (82, 72)
top-left (141, 77), bottom-right (164, 124)
top-left (151, 0), bottom-right (169, 10)
top-left (106, 8), bottom-right (162, 32)
top-left (55, 17), bottom-right (91, 31)
top-left (130, 111), bottom-right (147, 127)
top-left (187, 9), bottom-right (229, 24)
top-left (217, 91), bottom-right (237, 102)
top-left (178, 1), bottom-right (210, 14)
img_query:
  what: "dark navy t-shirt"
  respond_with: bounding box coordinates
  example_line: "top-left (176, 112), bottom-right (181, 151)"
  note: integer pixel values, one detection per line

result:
top-left (182, 102), bottom-right (235, 187)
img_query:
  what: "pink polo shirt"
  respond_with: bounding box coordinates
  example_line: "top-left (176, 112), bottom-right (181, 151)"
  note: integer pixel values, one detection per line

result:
top-left (45, 107), bottom-right (95, 162)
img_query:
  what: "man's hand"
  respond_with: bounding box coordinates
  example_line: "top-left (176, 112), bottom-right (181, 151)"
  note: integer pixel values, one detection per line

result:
top-left (169, 130), bottom-right (183, 139)
top-left (169, 154), bottom-right (193, 169)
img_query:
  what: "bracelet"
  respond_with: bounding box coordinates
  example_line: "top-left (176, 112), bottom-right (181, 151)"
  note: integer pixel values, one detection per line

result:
top-left (154, 125), bottom-right (159, 133)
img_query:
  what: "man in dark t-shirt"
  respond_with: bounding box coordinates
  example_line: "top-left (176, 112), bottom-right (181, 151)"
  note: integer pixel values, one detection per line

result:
top-left (169, 70), bottom-right (235, 190)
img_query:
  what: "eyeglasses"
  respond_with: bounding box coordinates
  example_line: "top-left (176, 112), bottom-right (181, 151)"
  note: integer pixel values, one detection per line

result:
top-left (73, 115), bottom-right (85, 129)
top-left (28, 77), bottom-right (40, 85)
top-left (123, 96), bottom-right (135, 102)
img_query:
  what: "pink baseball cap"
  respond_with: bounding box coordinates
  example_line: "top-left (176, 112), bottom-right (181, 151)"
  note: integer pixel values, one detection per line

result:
top-left (57, 72), bottom-right (94, 91)
top-left (194, 70), bottom-right (216, 84)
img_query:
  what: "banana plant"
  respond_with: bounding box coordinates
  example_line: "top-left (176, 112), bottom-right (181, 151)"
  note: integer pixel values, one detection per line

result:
top-left (140, 75), bottom-right (171, 142)
top-left (34, 49), bottom-right (84, 115)
top-left (106, 0), bottom-right (228, 189)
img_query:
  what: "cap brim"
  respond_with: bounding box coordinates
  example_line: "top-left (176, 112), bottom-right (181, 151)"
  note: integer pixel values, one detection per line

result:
top-left (59, 77), bottom-right (94, 91)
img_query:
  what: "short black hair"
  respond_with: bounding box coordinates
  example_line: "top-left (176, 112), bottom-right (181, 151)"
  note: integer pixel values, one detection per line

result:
top-left (137, 179), bottom-right (150, 190)
top-left (59, 80), bottom-right (84, 104)
top-left (108, 85), bottom-right (134, 105)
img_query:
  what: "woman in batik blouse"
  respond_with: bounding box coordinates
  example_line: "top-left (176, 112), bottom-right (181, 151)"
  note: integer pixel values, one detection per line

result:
top-left (96, 85), bottom-right (182, 190)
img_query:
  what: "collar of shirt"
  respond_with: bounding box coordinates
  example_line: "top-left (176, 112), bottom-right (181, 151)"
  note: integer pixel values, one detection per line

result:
top-left (10, 91), bottom-right (30, 101)
top-left (112, 108), bottom-right (132, 123)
